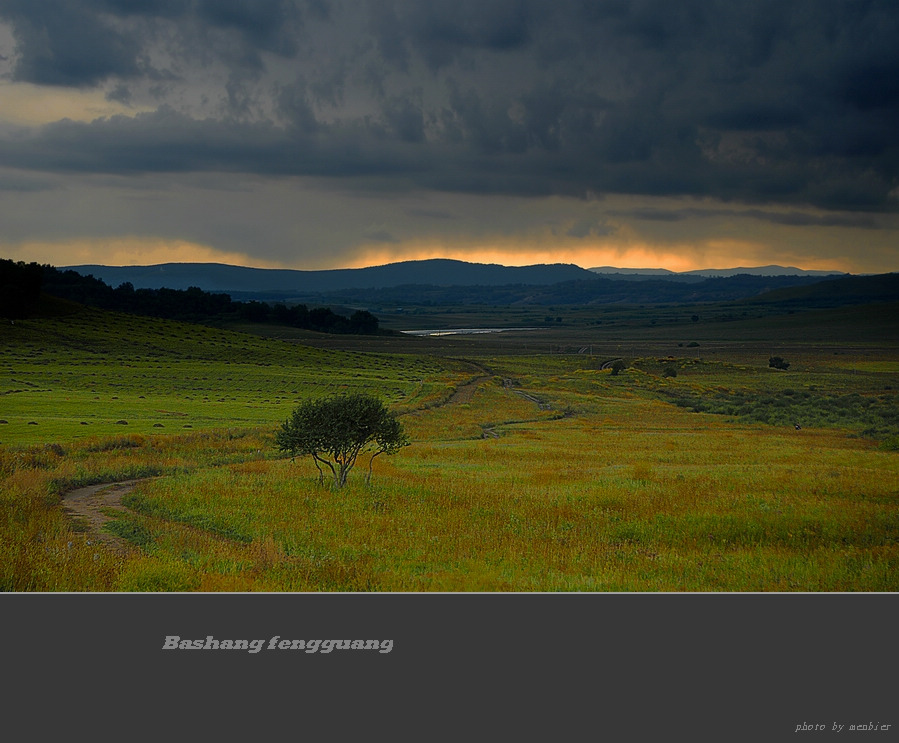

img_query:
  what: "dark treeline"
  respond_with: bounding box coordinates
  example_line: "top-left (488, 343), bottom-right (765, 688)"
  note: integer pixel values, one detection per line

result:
top-left (0, 259), bottom-right (44, 319)
top-left (0, 259), bottom-right (380, 334)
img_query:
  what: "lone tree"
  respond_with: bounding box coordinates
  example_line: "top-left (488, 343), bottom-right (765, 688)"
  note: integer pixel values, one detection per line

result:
top-left (276, 392), bottom-right (409, 488)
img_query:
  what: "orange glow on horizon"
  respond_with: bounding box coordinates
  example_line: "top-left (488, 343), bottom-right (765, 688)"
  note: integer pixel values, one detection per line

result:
top-left (4, 234), bottom-right (858, 274)
top-left (342, 237), bottom-right (853, 274)
top-left (345, 241), bottom-right (703, 271)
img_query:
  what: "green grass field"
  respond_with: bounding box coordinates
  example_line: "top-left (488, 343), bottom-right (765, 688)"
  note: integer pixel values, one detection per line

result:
top-left (1, 298), bottom-right (897, 591)
top-left (0, 304), bottom-right (472, 446)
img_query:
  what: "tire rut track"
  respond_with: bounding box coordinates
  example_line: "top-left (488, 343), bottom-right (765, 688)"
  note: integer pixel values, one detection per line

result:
top-left (62, 479), bottom-right (152, 556)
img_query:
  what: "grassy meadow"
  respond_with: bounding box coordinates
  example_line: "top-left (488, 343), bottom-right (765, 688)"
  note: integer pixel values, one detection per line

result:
top-left (1, 298), bottom-right (897, 591)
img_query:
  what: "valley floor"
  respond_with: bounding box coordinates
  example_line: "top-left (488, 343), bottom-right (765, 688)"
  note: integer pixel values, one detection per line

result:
top-left (1, 304), bottom-right (897, 591)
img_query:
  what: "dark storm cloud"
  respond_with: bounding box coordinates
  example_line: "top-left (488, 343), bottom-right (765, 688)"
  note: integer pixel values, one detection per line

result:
top-left (701, 105), bottom-right (807, 133)
top-left (274, 77), bottom-right (320, 133)
top-left (0, 0), bottom-right (144, 85)
top-left (194, 0), bottom-right (304, 59)
top-left (0, 171), bottom-right (56, 192)
top-left (0, 106), bottom-right (436, 180)
top-left (105, 83), bottom-right (134, 105)
top-left (0, 0), bottom-right (316, 85)
top-left (1, 0), bottom-right (898, 213)
top-left (611, 206), bottom-right (881, 230)
top-left (381, 89), bottom-right (425, 143)
top-left (367, 0), bottom-right (531, 72)
top-left (565, 218), bottom-right (617, 239)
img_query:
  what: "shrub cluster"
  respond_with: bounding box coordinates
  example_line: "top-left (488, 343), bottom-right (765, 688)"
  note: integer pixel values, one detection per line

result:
top-left (660, 388), bottom-right (899, 441)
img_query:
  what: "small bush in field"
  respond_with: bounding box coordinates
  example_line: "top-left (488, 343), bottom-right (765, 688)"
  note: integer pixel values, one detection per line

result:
top-left (769, 356), bottom-right (790, 370)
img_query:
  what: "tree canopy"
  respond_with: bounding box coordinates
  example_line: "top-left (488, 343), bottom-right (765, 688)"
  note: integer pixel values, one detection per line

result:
top-left (276, 393), bottom-right (409, 488)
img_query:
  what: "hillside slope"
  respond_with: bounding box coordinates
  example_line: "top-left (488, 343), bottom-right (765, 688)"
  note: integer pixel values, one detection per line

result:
top-left (747, 272), bottom-right (899, 306)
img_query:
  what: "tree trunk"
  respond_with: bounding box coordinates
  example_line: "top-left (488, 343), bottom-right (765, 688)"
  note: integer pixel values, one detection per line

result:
top-left (337, 464), bottom-right (349, 488)
top-left (313, 454), bottom-right (337, 489)
top-left (366, 450), bottom-right (383, 485)
top-left (312, 456), bottom-right (324, 485)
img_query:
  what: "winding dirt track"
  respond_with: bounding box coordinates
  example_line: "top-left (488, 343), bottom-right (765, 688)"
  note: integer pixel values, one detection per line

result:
top-left (59, 373), bottom-right (495, 550)
top-left (60, 361), bottom-right (554, 550)
top-left (62, 479), bottom-right (149, 556)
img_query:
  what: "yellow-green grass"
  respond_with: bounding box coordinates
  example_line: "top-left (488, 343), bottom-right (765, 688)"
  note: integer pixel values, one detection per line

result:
top-left (0, 427), bottom-right (275, 591)
top-left (2, 306), bottom-right (897, 591)
top-left (102, 389), bottom-right (897, 591)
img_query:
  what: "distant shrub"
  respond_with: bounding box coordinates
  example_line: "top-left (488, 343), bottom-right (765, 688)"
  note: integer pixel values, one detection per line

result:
top-left (769, 356), bottom-right (790, 370)
top-left (662, 366), bottom-right (678, 378)
top-left (610, 359), bottom-right (626, 376)
top-left (687, 341), bottom-right (700, 347)
top-left (880, 436), bottom-right (899, 452)
top-left (86, 436), bottom-right (142, 452)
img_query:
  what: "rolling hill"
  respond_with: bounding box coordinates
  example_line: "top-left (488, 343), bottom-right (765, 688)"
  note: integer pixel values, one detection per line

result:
top-left (746, 271), bottom-right (899, 307)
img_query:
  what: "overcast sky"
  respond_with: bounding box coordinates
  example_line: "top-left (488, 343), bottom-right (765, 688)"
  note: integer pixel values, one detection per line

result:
top-left (1, 0), bottom-right (897, 272)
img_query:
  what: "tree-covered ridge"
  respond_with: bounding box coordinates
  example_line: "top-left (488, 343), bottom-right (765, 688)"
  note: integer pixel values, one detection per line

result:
top-left (0, 259), bottom-right (380, 334)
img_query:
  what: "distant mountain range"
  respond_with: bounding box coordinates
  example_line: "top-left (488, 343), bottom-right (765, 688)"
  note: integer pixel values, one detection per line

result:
top-left (64, 259), bottom-right (848, 295)
top-left (53, 259), bottom-right (895, 307)
top-left (64, 259), bottom-right (596, 293)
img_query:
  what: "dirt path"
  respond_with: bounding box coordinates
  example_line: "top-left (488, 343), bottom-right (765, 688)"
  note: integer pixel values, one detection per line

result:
top-left (62, 479), bottom-right (150, 556)
top-left (446, 375), bottom-right (492, 405)
top-left (510, 388), bottom-right (552, 410)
